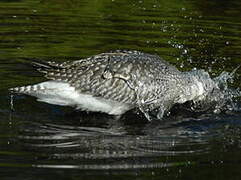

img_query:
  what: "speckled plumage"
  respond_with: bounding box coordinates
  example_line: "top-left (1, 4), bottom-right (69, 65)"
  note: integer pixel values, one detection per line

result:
top-left (10, 50), bottom-right (217, 119)
top-left (46, 51), bottom-right (180, 102)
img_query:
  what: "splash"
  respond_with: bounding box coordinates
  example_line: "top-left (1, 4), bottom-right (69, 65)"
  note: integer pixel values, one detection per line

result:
top-left (10, 94), bottom-right (15, 111)
top-left (137, 67), bottom-right (241, 120)
top-left (191, 68), bottom-right (241, 114)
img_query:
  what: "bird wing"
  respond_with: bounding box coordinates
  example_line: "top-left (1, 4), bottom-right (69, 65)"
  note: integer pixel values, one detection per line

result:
top-left (33, 55), bottom-right (137, 104)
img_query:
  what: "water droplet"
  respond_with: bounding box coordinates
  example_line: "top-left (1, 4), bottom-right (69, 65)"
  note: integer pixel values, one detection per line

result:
top-left (180, 62), bottom-right (184, 68)
top-left (10, 94), bottom-right (14, 111)
top-left (183, 49), bottom-right (188, 54)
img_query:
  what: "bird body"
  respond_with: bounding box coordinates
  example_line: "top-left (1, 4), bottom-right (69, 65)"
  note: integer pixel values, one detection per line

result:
top-left (10, 50), bottom-right (217, 119)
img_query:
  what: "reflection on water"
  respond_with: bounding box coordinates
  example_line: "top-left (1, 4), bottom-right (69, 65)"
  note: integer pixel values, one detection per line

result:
top-left (1, 0), bottom-right (241, 179)
top-left (9, 111), bottom-right (208, 170)
top-left (4, 104), bottom-right (241, 172)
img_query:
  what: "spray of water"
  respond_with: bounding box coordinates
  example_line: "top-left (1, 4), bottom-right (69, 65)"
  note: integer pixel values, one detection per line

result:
top-left (10, 94), bottom-right (14, 111)
top-left (136, 67), bottom-right (241, 120)
top-left (192, 67), bottom-right (241, 114)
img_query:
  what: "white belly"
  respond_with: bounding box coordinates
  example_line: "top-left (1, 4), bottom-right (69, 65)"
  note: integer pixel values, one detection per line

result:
top-left (21, 81), bottom-right (132, 115)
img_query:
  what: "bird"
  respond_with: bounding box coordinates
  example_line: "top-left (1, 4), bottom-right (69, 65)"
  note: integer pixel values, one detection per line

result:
top-left (9, 50), bottom-right (218, 120)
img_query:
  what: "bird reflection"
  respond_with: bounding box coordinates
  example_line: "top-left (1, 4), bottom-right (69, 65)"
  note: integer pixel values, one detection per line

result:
top-left (15, 108), bottom-right (209, 171)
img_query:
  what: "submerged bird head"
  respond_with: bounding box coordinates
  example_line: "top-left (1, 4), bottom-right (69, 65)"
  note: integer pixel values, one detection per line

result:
top-left (191, 69), bottom-right (219, 101)
top-left (182, 68), bottom-right (240, 113)
top-left (177, 69), bottom-right (219, 104)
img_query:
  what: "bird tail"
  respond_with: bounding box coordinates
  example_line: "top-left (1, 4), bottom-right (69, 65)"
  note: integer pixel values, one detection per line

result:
top-left (9, 59), bottom-right (66, 93)
top-left (9, 84), bottom-right (42, 94)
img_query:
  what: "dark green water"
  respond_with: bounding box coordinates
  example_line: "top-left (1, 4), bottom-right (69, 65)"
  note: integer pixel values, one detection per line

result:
top-left (1, 0), bottom-right (241, 179)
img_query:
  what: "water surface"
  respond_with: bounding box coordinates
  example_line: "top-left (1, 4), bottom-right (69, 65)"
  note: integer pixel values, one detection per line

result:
top-left (1, 0), bottom-right (241, 179)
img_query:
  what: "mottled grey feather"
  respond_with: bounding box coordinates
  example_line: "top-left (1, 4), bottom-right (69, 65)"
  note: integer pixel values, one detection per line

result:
top-left (34, 50), bottom-right (183, 109)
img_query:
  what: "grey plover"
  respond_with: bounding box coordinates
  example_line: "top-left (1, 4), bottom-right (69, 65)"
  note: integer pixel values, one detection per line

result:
top-left (10, 50), bottom-right (218, 119)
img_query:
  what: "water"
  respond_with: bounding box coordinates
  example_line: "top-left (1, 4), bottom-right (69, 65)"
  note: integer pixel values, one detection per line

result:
top-left (1, 0), bottom-right (241, 179)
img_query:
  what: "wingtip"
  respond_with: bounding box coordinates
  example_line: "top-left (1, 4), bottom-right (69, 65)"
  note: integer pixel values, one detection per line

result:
top-left (32, 61), bottom-right (52, 69)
